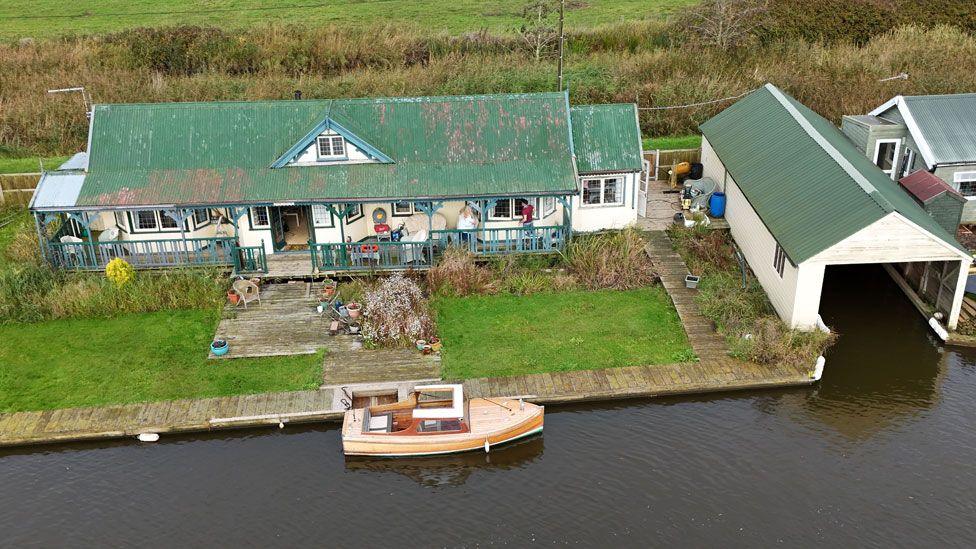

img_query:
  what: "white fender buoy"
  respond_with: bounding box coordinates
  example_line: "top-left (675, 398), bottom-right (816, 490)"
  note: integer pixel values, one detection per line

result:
top-left (812, 356), bottom-right (826, 381)
top-left (484, 438), bottom-right (490, 453)
top-left (278, 421), bottom-right (285, 429)
top-left (929, 317), bottom-right (948, 341)
top-left (137, 433), bottom-right (159, 443)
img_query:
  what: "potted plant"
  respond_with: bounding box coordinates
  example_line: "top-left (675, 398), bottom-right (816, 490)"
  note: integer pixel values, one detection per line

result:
top-left (227, 290), bottom-right (240, 305)
top-left (346, 302), bottom-right (362, 319)
top-left (429, 336), bottom-right (442, 352)
top-left (210, 338), bottom-right (229, 356)
top-left (321, 282), bottom-right (337, 298)
top-left (416, 339), bottom-right (427, 351)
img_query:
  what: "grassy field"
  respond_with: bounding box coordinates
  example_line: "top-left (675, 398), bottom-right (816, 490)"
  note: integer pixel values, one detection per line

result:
top-left (0, 0), bottom-right (697, 39)
top-left (0, 156), bottom-right (68, 174)
top-left (0, 309), bottom-right (324, 412)
top-left (643, 135), bottom-right (702, 151)
top-left (433, 288), bottom-right (694, 379)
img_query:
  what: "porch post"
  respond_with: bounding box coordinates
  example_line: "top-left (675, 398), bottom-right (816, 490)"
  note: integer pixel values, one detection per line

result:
top-left (948, 258), bottom-right (971, 330)
top-left (33, 212), bottom-right (47, 263)
top-left (557, 194), bottom-right (573, 247)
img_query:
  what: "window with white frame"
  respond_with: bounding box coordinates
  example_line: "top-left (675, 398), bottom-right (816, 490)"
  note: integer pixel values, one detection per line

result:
top-left (114, 211), bottom-right (128, 232)
top-left (581, 177), bottom-right (623, 206)
top-left (955, 171), bottom-right (976, 196)
top-left (311, 205), bottom-right (334, 227)
top-left (873, 139), bottom-right (900, 178)
top-left (250, 206), bottom-right (270, 229)
top-left (160, 212), bottom-right (179, 229)
top-left (490, 198), bottom-right (540, 220)
top-left (133, 210), bottom-right (159, 231)
top-left (543, 196), bottom-right (556, 217)
top-left (317, 135), bottom-right (346, 160)
top-left (899, 148), bottom-right (917, 179)
top-left (392, 201), bottom-right (414, 216)
top-left (345, 204), bottom-right (364, 224)
top-left (773, 243), bottom-right (787, 277)
top-left (192, 208), bottom-right (211, 229)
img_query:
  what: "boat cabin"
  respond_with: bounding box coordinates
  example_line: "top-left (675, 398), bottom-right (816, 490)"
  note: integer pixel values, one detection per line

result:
top-left (363, 384), bottom-right (469, 436)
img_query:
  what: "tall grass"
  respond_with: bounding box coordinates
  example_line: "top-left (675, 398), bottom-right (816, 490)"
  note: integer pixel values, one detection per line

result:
top-left (668, 225), bottom-right (835, 369)
top-left (565, 227), bottom-right (657, 290)
top-left (2, 21), bottom-right (975, 156)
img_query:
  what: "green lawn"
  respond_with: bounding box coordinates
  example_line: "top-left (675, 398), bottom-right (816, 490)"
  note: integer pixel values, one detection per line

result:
top-left (0, 156), bottom-right (69, 174)
top-left (0, 0), bottom-right (697, 39)
top-left (0, 309), bottom-right (324, 412)
top-left (642, 134), bottom-right (702, 151)
top-left (433, 288), bottom-right (694, 379)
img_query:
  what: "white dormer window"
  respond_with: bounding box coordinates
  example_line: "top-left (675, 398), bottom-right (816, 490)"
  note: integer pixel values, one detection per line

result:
top-left (317, 135), bottom-right (346, 160)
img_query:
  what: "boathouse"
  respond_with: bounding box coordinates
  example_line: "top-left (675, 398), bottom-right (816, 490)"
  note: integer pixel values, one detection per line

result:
top-left (29, 92), bottom-right (645, 276)
top-left (700, 84), bottom-right (973, 331)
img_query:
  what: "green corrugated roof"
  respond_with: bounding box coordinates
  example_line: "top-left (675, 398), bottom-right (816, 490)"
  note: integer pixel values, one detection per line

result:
top-left (700, 84), bottom-right (968, 264)
top-left (76, 92), bottom-right (583, 207)
top-left (900, 93), bottom-right (976, 165)
top-left (570, 104), bottom-right (643, 174)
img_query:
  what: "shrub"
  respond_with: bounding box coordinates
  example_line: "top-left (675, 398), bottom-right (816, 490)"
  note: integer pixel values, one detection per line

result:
top-left (737, 317), bottom-right (836, 370)
top-left (426, 246), bottom-right (496, 297)
top-left (361, 272), bottom-right (436, 347)
top-left (565, 227), bottom-right (657, 290)
top-left (105, 258), bottom-right (135, 287)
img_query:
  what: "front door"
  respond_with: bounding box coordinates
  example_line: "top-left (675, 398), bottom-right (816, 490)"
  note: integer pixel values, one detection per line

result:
top-left (637, 163), bottom-right (649, 217)
top-left (270, 207), bottom-right (287, 251)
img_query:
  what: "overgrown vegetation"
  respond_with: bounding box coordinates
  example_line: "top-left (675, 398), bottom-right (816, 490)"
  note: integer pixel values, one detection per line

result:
top-left (668, 225), bottom-right (835, 369)
top-left (2, 6), bottom-right (975, 156)
top-left (360, 272), bottom-right (436, 348)
top-left (427, 228), bottom-right (656, 296)
top-left (435, 288), bottom-right (694, 379)
top-left (0, 309), bottom-right (324, 412)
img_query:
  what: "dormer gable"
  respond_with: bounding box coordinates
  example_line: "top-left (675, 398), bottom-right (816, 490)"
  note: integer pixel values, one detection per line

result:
top-left (272, 117), bottom-right (393, 168)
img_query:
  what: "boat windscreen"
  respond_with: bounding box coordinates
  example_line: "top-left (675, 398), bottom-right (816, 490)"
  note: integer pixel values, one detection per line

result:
top-left (416, 419), bottom-right (463, 433)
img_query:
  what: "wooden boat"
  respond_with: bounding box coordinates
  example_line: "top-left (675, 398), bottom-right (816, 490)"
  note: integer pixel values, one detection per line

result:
top-left (341, 384), bottom-right (544, 457)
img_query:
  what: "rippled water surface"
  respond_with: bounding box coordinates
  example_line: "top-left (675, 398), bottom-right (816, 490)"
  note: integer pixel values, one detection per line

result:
top-left (3, 265), bottom-right (975, 546)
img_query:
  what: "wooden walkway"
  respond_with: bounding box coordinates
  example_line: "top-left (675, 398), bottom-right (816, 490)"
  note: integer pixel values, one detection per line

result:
top-left (211, 281), bottom-right (331, 359)
top-left (321, 335), bottom-right (441, 386)
top-left (0, 389), bottom-right (336, 447)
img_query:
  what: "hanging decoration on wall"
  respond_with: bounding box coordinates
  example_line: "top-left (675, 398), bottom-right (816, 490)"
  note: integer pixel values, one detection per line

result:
top-left (372, 207), bottom-right (388, 224)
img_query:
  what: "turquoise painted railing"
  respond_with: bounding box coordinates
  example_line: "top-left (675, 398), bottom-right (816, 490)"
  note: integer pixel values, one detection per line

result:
top-left (310, 240), bottom-right (432, 271)
top-left (431, 225), bottom-right (567, 255)
top-left (233, 242), bottom-right (268, 274)
top-left (46, 237), bottom-right (236, 270)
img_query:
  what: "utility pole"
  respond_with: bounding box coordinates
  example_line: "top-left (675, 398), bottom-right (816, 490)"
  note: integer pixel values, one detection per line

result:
top-left (556, 0), bottom-right (565, 91)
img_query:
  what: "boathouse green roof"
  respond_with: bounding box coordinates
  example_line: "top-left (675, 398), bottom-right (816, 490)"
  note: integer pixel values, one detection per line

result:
top-left (570, 104), bottom-right (643, 174)
top-left (700, 83), bottom-right (967, 264)
top-left (73, 92), bottom-right (609, 208)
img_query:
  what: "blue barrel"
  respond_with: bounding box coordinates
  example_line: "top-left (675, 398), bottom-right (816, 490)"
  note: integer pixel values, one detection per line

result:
top-left (709, 192), bottom-right (727, 218)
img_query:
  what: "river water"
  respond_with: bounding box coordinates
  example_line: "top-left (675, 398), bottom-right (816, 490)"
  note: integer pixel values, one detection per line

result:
top-left (2, 265), bottom-right (975, 547)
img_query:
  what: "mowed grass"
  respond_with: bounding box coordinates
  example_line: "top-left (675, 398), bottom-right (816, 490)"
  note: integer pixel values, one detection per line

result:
top-left (0, 156), bottom-right (69, 174)
top-left (0, 0), bottom-right (698, 39)
top-left (433, 288), bottom-right (694, 379)
top-left (0, 309), bottom-right (324, 412)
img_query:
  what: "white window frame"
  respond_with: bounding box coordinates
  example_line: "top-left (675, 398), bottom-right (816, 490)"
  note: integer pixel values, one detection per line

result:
top-left (129, 210), bottom-right (183, 233)
top-left (391, 201), bottom-right (414, 217)
top-left (954, 171), bottom-right (976, 197)
top-left (489, 198), bottom-right (541, 221)
top-left (311, 205), bottom-right (335, 228)
top-left (249, 206), bottom-right (271, 229)
top-left (316, 135), bottom-right (347, 161)
top-left (899, 148), bottom-right (917, 179)
top-left (872, 139), bottom-right (901, 179)
top-left (192, 208), bottom-right (212, 230)
top-left (543, 196), bottom-right (557, 217)
top-left (580, 176), bottom-right (625, 207)
top-left (114, 211), bottom-right (128, 233)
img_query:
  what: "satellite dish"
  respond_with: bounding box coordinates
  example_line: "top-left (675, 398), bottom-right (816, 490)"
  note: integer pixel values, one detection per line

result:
top-left (372, 207), bottom-right (388, 224)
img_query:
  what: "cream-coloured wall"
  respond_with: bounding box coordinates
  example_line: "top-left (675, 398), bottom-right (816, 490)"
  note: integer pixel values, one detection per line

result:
top-left (571, 171), bottom-right (639, 232)
top-left (700, 137), bottom-right (727, 190)
top-left (289, 130), bottom-right (374, 165)
top-left (808, 213), bottom-right (968, 264)
top-left (723, 175), bottom-right (814, 328)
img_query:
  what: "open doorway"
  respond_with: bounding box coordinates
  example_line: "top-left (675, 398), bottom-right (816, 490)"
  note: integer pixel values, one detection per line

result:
top-left (272, 206), bottom-right (311, 252)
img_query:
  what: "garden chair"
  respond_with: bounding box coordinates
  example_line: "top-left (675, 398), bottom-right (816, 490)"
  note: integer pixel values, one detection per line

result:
top-left (232, 279), bottom-right (261, 309)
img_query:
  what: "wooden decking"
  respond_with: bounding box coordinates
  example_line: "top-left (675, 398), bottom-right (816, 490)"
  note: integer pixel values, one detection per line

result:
top-left (636, 180), bottom-right (729, 231)
top-left (211, 281), bottom-right (331, 359)
top-left (322, 336), bottom-right (441, 385)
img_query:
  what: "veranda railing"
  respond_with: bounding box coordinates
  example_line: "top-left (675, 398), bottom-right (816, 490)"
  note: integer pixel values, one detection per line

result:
top-left (46, 236), bottom-right (236, 270)
top-left (310, 240), bottom-right (432, 271)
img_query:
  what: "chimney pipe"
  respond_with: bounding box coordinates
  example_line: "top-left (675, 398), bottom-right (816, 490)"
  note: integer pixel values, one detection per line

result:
top-left (294, 90), bottom-right (302, 100)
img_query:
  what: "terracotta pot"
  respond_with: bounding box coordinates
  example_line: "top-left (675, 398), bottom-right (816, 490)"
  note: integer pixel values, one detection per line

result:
top-left (322, 286), bottom-right (336, 297)
top-left (227, 291), bottom-right (240, 304)
top-left (346, 302), bottom-right (361, 319)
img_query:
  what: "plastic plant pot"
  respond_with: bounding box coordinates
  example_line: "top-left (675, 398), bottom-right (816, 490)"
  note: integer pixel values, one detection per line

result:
top-left (210, 339), bottom-right (229, 356)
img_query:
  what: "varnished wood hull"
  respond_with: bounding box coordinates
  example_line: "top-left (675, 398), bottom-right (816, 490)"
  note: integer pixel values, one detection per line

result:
top-left (342, 398), bottom-right (544, 457)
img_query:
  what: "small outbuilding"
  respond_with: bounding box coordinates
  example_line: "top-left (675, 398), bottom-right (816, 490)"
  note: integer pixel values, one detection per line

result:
top-left (700, 84), bottom-right (973, 331)
top-left (898, 170), bottom-right (965, 234)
